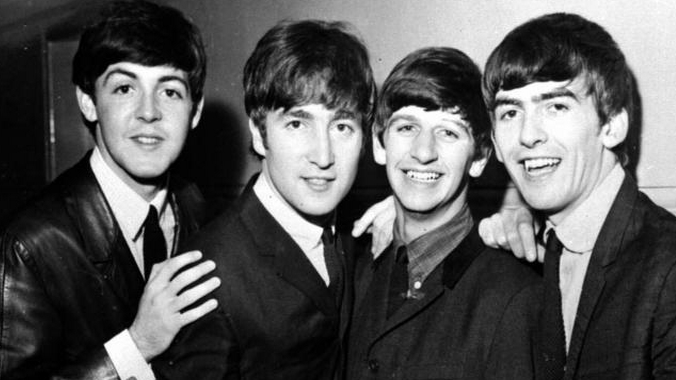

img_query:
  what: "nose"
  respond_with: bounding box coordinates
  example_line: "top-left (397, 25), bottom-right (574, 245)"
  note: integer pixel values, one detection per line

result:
top-left (136, 92), bottom-right (161, 123)
top-left (308, 128), bottom-right (335, 169)
top-left (519, 113), bottom-right (546, 148)
top-left (410, 130), bottom-right (438, 164)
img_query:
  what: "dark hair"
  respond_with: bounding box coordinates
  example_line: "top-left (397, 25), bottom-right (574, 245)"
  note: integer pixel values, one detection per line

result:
top-left (243, 20), bottom-right (376, 143)
top-left (483, 13), bottom-right (632, 164)
top-left (377, 47), bottom-right (491, 159)
top-left (72, 0), bottom-right (206, 112)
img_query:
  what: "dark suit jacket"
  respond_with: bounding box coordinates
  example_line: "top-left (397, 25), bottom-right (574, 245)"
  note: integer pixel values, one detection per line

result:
top-left (0, 153), bottom-right (205, 380)
top-left (154, 177), bottom-right (354, 380)
top-left (346, 227), bottom-right (541, 380)
top-left (558, 173), bottom-right (676, 380)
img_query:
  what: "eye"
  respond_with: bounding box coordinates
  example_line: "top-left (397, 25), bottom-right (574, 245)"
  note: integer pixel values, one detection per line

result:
top-left (549, 103), bottom-right (569, 113)
top-left (334, 123), bottom-right (355, 135)
top-left (396, 124), bottom-right (415, 133)
top-left (498, 109), bottom-right (518, 121)
top-left (286, 120), bottom-right (303, 129)
top-left (439, 129), bottom-right (458, 139)
top-left (113, 85), bottom-right (132, 95)
top-left (164, 88), bottom-right (184, 100)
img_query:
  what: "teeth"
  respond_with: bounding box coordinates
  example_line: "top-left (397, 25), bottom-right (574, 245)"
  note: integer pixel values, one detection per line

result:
top-left (406, 170), bottom-right (440, 182)
top-left (307, 178), bottom-right (329, 185)
top-left (524, 158), bottom-right (560, 171)
top-left (135, 136), bottom-right (160, 144)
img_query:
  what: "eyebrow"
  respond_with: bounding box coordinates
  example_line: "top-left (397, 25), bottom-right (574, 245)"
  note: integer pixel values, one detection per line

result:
top-left (332, 109), bottom-right (358, 122)
top-left (102, 68), bottom-right (188, 89)
top-left (493, 87), bottom-right (579, 110)
top-left (387, 113), bottom-right (470, 132)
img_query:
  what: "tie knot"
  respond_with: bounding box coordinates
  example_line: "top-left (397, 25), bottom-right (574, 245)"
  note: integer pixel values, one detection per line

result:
top-left (322, 226), bottom-right (334, 246)
top-left (546, 229), bottom-right (563, 257)
top-left (395, 245), bottom-right (409, 264)
top-left (146, 205), bottom-right (160, 226)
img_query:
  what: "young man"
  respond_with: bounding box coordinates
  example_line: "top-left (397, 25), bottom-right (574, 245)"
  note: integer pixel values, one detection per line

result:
top-left (0, 2), bottom-right (219, 379)
top-left (345, 47), bottom-right (540, 380)
top-left (153, 20), bottom-right (375, 380)
top-left (483, 13), bottom-right (676, 379)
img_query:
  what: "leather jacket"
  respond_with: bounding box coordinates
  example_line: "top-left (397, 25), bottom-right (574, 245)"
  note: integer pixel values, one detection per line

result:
top-left (0, 154), bottom-right (206, 379)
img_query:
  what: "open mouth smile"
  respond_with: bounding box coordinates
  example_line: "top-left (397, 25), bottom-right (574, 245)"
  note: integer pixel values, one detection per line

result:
top-left (522, 157), bottom-right (561, 175)
top-left (405, 170), bottom-right (441, 182)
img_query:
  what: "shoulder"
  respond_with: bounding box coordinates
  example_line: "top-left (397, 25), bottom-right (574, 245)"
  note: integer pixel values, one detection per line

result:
top-left (474, 246), bottom-right (541, 288)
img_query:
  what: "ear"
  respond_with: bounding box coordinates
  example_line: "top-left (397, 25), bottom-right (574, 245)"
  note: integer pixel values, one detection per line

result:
top-left (372, 130), bottom-right (386, 165)
top-left (190, 97), bottom-right (205, 129)
top-left (248, 118), bottom-right (266, 157)
top-left (490, 131), bottom-right (504, 163)
top-left (600, 108), bottom-right (628, 149)
top-left (76, 87), bottom-right (98, 123)
top-left (469, 145), bottom-right (491, 178)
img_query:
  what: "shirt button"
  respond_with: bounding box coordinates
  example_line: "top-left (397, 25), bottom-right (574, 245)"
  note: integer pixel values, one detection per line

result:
top-left (413, 280), bottom-right (422, 290)
top-left (368, 358), bottom-right (379, 372)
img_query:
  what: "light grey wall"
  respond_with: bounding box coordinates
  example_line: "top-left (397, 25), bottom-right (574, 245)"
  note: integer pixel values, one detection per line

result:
top-left (168, 0), bottom-right (676, 212)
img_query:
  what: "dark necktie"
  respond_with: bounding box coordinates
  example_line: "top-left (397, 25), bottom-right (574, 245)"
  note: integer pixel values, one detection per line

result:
top-left (541, 229), bottom-right (566, 380)
top-left (387, 245), bottom-right (409, 318)
top-left (143, 205), bottom-right (167, 280)
top-left (322, 226), bottom-right (343, 305)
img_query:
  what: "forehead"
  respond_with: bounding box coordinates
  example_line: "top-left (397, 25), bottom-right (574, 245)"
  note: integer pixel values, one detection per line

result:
top-left (96, 62), bottom-right (188, 85)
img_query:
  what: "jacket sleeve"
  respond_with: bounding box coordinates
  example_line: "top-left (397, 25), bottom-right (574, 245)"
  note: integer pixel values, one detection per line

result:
top-left (153, 307), bottom-right (239, 380)
top-left (652, 260), bottom-right (676, 379)
top-left (484, 282), bottom-right (540, 380)
top-left (0, 234), bottom-right (120, 380)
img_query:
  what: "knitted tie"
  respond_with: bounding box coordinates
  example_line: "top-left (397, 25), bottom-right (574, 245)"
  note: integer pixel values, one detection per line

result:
top-left (143, 205), bottom-right (166, 280)
top-left (540, 229), bottom-right (566, 380)
top-left (322, 226), bottom-right (343, 305)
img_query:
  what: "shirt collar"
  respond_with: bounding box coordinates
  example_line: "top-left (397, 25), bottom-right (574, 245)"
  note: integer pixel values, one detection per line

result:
top-left (253, 172), bottom-right (325, 253)
top-left (546, 163), bottom-right (625, 253)
top-left (393, 202), bottom-right (474, 283)
top-left (90, 147), bottom-right (169, 242)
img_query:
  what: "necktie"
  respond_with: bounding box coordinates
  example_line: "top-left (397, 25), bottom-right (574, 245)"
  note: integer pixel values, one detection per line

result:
top-left (541, 229), bottom-right (566, 380)
top-left (143, 205), bottom-right (167, 280)
top-left (322, 226), bottom-right (343, 305)
top-left (387, 245), bottom-right (409, 318)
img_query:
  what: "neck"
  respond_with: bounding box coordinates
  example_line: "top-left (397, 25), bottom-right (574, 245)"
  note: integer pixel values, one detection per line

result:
top-left (394, 190), bottom-right (468, 244)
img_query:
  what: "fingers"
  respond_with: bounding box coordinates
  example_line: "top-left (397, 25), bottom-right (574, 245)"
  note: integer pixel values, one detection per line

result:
top-left (147, 250), bottom-right (204, 284)
top-left (352, 196), bottom-right (394, 237)
top-left (167, 259), bottom-right (217, 294)
top-left (371, 223), bottom-right (393, 259)
top-left (179, 299), bottom-right (218, 325)
top-left (174, 277), bottom-right (221, 311)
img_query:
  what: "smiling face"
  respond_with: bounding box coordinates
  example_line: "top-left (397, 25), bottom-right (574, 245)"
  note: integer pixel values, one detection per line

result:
top-left (77, 62), bottom-right (203, 199)
top-left (491, 77), bottom-right (626, 223)
top-left (250, 103), bottom-right (363, 223)
top-left (375, 106), bottom-right (487, 221)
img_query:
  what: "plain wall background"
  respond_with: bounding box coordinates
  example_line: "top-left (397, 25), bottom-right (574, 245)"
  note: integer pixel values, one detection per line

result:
top-left (0, 0), bottom-right (674, 220)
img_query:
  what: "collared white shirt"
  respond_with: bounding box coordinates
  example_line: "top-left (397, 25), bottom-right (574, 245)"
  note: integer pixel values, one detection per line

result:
top-left (91, 147), bottom-right (177, 380)
top-left (545, 164), bottom-right (625, 351)
top-left (253, 172), bottom-right (333, 286)
top-left (90, 147), bottom-right (175, 277)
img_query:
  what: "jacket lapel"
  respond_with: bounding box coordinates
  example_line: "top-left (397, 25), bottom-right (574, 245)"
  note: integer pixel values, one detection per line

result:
top-left (63, 155), bottom-right (145, 314)
top-left (238, 184), bottom-right (338, 317)
top-left (564, 173), bottom-right (641, 379)
top-left (368, 228), bottom-right (483, 346)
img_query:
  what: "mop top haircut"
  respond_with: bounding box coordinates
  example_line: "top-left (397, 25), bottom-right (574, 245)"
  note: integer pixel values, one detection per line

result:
top-left (376, 47), bottom-right (491, 159)
top-left (243, 19), bottom-right (376, 141)
top-left (483, 12), bottom-right (633, 165)
top-left (72, 0), bottom-right (207, 129)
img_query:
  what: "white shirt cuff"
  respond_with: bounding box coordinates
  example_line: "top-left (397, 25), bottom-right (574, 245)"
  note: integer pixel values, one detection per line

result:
top-left (104, 329), bottom-right (156, 380)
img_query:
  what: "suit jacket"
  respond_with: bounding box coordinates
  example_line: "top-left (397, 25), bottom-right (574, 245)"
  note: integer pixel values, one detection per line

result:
top-left (558, 173), bottom-right (676, 380)
top-left (154, 176), bottom-right (354, 380)
top-left (0, 153), bottom-right (206, 380)
top-left (346, 227), bottom-right (541, 380)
